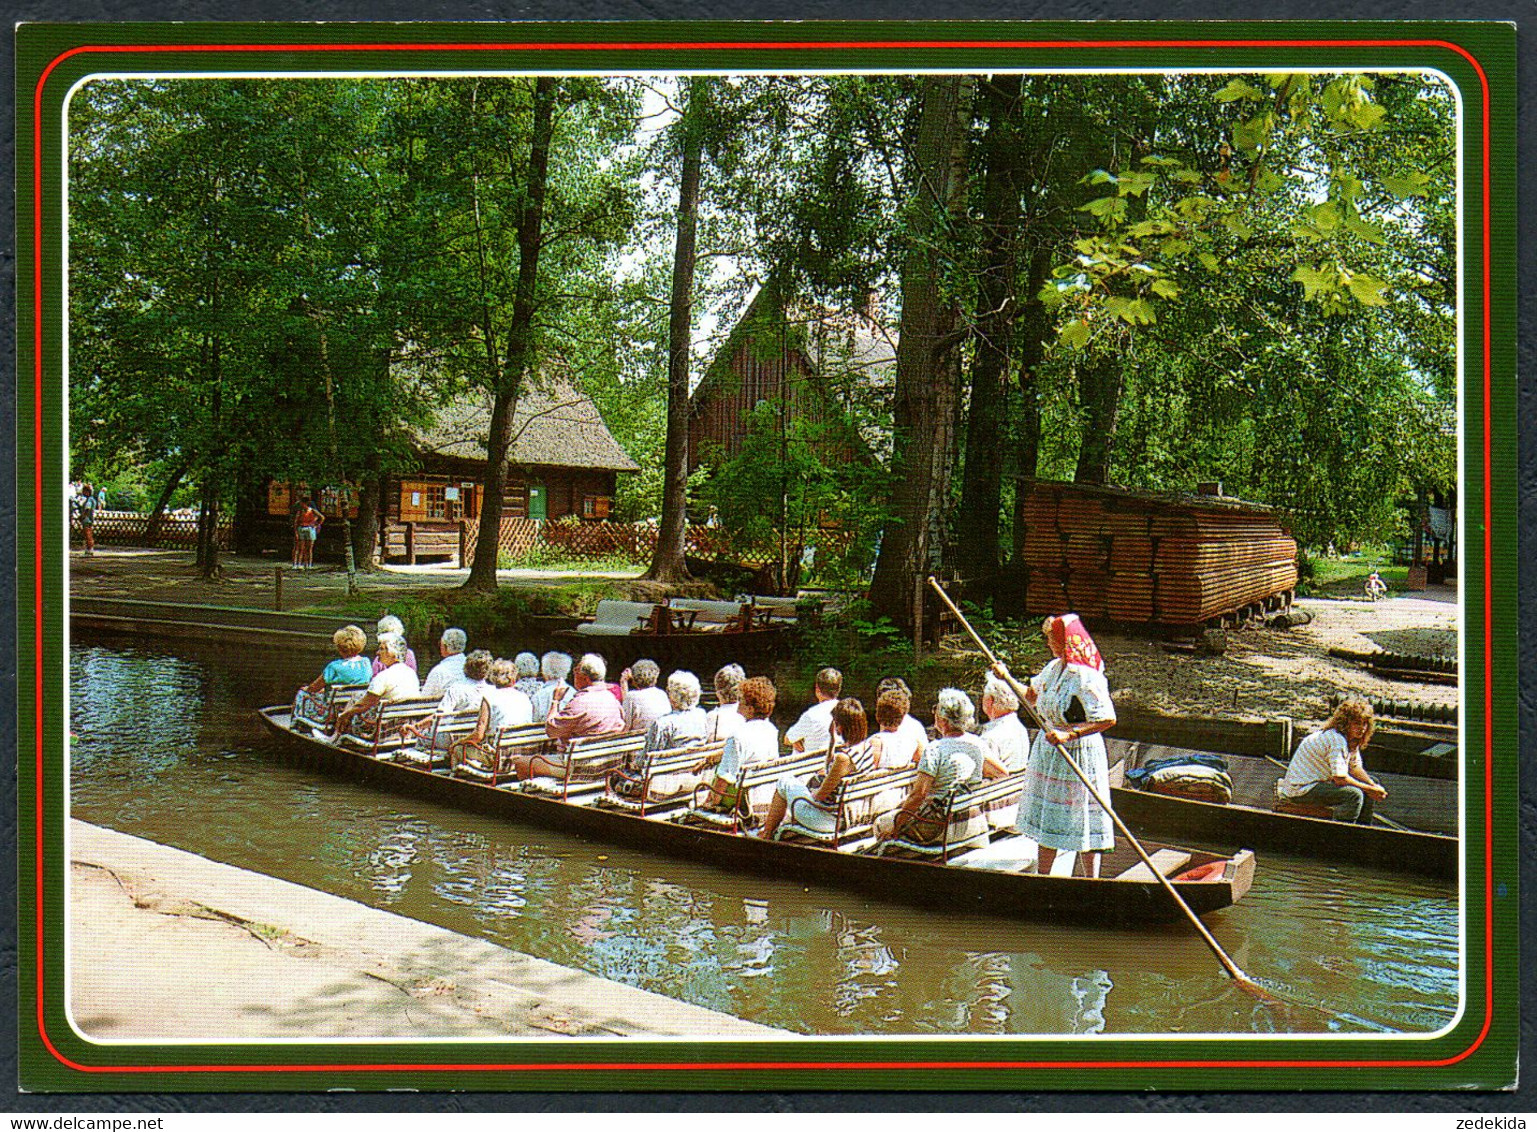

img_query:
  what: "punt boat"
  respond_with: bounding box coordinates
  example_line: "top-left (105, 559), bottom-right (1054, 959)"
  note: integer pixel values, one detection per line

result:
top-left (257, 705), bottom-right (1257, 925)
top-left (1106, 737), bottom-right (1457, 881)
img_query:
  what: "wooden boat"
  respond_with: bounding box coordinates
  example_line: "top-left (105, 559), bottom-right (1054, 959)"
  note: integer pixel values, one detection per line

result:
top-left (256, 706), bottom-right (1256, 925)
top-left (553, 598), bottom-right (793, 672)
top-left (1105, 737), bottom-right (1457, 881)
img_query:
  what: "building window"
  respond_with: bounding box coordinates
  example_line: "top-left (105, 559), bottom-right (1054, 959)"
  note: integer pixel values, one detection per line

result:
top-left (401, 479), bottom-right (478, 522)
top-left (581, 495), bottom-right (612, 520)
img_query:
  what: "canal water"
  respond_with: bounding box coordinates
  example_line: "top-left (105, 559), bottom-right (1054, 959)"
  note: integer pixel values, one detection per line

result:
top-left (68, 635), bottom-right (1460, 1038)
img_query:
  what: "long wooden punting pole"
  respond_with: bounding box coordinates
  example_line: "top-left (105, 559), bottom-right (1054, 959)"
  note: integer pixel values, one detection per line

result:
top-left (927, 576), bottom-right (1275, 1000)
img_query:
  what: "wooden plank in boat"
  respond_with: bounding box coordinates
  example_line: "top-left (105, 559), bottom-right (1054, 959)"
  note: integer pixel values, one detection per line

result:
top-left (1114, 849), bottom-right (1192, 882)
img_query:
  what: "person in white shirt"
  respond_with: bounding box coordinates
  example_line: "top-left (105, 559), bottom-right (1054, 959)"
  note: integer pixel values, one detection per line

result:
top-left (1277, 700), bottom-right (1386, 824)
top-left (451, 658), bottom-right (535, 776)
top-left (401, 650), bottom-right (492, 751)
top-left (978, 673), bottom-right (1030, 829)
top-left (530, 651), bottom-right (573, 719)
top-left (785, 667), bottom-right (841, 753)
top-left (513, 652), bottom-right (543, 700)
top-left (333, 631), bottom-right (421, 737)
top-left (420, 627), bottom-right (469, 699)
top-left (699, 676), bottom-right (781, 811)
top-left (619, 658), bottom-right (671, 734)
top-left (645, 670), bottom-right (710, 754)
top-left (706, 664), bottom-right (746, 742)
top-left (876, 677), bottom-right (928, 765)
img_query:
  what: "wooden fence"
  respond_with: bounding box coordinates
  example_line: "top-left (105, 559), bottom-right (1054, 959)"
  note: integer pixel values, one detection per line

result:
top-left (460, 517), bottom-right (780, 570)
top-left (74, 510), bottom-right (232, 550)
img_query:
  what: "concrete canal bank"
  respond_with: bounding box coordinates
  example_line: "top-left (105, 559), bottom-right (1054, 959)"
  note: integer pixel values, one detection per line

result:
top-left (69, 821), bottom-right (782, 1041)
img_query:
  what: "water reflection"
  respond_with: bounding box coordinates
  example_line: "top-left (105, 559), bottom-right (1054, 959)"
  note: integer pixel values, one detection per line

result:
top-left (68, 636), bottom-right (1460, 1037)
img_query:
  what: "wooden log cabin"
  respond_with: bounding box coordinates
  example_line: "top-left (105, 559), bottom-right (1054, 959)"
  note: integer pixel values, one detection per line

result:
top-left (688, 286), bottom-right (896, 474)
top-left (237, 377), bottom-right (639, 564)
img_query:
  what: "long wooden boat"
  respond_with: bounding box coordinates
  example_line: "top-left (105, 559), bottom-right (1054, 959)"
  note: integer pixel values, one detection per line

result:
top-left (550, 624), bottom-right (792, 673)
top-left (1106, 737), bottom-right (1457, 881)
top-left (257, 706), bottom-right (1256, 925)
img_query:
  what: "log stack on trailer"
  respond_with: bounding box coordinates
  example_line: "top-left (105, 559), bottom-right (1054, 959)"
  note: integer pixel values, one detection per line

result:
top-left (1017, 480), bottom-right (1298, 627)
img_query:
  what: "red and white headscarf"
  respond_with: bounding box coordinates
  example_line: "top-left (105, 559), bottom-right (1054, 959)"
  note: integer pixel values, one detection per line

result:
top-left (1044, 613), bottom-right (1104, 672)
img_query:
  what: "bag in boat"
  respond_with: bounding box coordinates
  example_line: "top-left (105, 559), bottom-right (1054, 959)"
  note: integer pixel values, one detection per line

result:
top-left (1141, 763), bottom-right (1234, 804)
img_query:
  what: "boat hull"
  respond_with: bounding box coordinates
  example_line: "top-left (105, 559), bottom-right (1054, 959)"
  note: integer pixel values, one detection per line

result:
top-left (257, 708), bottom-right (1250, 925)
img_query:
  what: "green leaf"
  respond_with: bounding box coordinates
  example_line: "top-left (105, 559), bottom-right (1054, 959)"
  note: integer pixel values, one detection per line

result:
top-left (1127, 219), bottom-right (1176, 237)
top-left (1348, 100), bottom-right (1386, 130)
top-left (1059, 319), bottom-right (1091, 349)
top-left (1345, 273), bottom-right (1390, 305)
top-left (1290, 264), bottom-right (1336, 301)
top-left (1344, 214), bottom-right (1387, 245)
top-left (1171, 169), bottom-right (1204, 184)
top-left (1078, 196), bottom-right (1127, 221)
top-left (1117, 170), bottom-right (1157, 197)
top-left (1139, 154), bottom-right (1181, 167)
top-left (1304, 201), bottom-right (1340, 232)
top-left (1160, 238), bottom-right (1192, 258)
top-left (1222, 215), bottom-right (1254, 241)
top-left (1106, 296), bottom-right (1155, 325)
top-left (1215, 78), bottom-right (1266, 103)
top-left (1083, 169), bottom-right (1117, 185)
top-left (1380, 171), bottom-right (1432, 198)
top-left (1150, 278), bottom-right (1180, 299)
top-left (1198, 252), bottom-right (1222, 273)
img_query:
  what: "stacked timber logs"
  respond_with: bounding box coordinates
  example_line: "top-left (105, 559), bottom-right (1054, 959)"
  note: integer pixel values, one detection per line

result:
top-left (1017, 480), bottom-right (1298, 626)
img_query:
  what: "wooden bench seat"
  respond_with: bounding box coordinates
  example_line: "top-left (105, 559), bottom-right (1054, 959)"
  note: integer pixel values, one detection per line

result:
top-left (574, 600), bottom-right (656, 636)
top-left (674, 749), bottom-right (825, 833)
top-left (291, 683), bottom-right (368, 734)
top-left (773, 766), bottom-right (919, 849)
top-left (871, 771), bottom-right (1030, 863)
top-left (392, 708), bottom-right (483, 770)
top-left (1113, 848), bottom-right (1193, 882)
top-left (596, 740), bottom-right (724, 817)
top-left (452, 723), bottom-right (549, 785)
top-left (665, 598), bottom-right (747, 633)
top-left (1273, 797), bottom-right (1337, 819)
top-left (522, 732), bottom-right (646, 802)
top-left (335, 696), bottom-right (440, 756)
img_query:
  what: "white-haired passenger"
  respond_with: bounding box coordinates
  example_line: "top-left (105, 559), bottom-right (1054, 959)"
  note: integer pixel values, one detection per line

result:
top-left (334, 631), bottom-right (421, 738)
top-left (529, 651), bottom-right (573, 719)
top-left (619, 658), bottom-right (670, 735)
top-left (706, 664), bottom-right (746, 742)
top-left (513, 652), bottom-right (543, 700)
top-left (979, 673), bottom-right (1031, 828)
top-left (873, 688), bottom-right (1005, 845)
top-left (371, 614), bottom-right (417, 676)
top-left (420, 627), bottom-right (470, 699)
top-left (644, 670), bottom-right (709, 754)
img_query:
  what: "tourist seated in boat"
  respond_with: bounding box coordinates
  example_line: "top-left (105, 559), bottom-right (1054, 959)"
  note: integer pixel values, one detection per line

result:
top-left (1276, 699), bottom-right (1387, 824)
top-left (400, 649), bottom-right (493, 750)
top-left (873, 678), bottom-right (927, 766)
top-left (706, 664), bottom-right (746, 741)
top-left (759, 697), bottom-right (874, 840)
top-left (513, 653), bottom-right (626, 779)
top-left (1008, 613), bottom-right (1117, 878)
top-left (619, 659), bottom-right (670, 734)
top-left (873, 688), bottom-right (1002, 845)
top-left (419, 628), bottom-right (469, 699)
top-left (697, 675), bottom-right (780, 810)
top-left (301, 624), bottom-right (370, 695)
top-left (529, 651), bottom-right (573, 719)
top-left (371, 615), bottom-right (417, 676)
top-left (513, 652), bottom-right (543, 700)
top-left (332, 631), bottom-right (421, 737)
top-left (644, 670), bottom-right (709, 754)
top-left (786, 667), bottom-right (842, 753)
top-left (980, 674), bottom-right (1030, 770)
top-left (448, 656), bottom-right (535, 771)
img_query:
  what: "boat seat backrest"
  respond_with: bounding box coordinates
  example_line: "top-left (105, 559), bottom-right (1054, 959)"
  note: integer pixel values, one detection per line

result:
top-left (949, 770), bottom-right (1032, 813)
top-left (666, 598), bottom-right (747, 627)
top-left (585, 600), bottom-right (656, 628)
top-left (735, 749), bottom-right (825, 794)
top-left (641, 739), bottom-right (725, 775)
top-left (749, 595), bottom-right (801, 623)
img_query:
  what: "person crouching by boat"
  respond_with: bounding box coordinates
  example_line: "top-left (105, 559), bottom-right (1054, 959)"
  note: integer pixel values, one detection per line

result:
top-left (645, 670), bottom-right (709, 754)
top-left (706, 664), bottom-right (746, 741)
top-left (1276, 700), bottom-right (1386, 824)
top-left (873, 688), bottom-right (1002, 847)
top-left (512, 653), bottom-right (625, 781)
top-left (759, 698), bottom-right (874, 840)
top-left (332, 631), bottom-right (421, 739)
top-left (530, 651), bottom-right (573, 719)
top-left (302, 624), bottom-right (371, 696)
top-left (513, 652), bottom-right (543, 700)
top-left (786, 667), bottom-right (842, 753)
top-left (619, 659), bottom-right (670, 734)
top-left (372, 615), bottom-right (417, 676)
top-left (696, 676), bottom-right (779, 812)
top-left (420, 627), bottom-right (469, 699)
top-left (1008, 613), bottom-right (1117, 879)
top-left (402, 649), bottom-right (493, 752)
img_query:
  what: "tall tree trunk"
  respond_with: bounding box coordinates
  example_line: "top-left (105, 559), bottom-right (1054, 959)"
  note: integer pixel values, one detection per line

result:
top-left (644, 81), bottom-right (704, 585)
top-left (351, 470), bottom-right (383, 571)
top-left (1010, 247), bottom-right (1053, 563)
top-left (197, 323), bottom-right (223, 579)
top-left (957, 75), bottom-right (1025, 577)
top-left (144, 454), bottom-right (192, 545)
top-left (312, 316), bottom-right (358, 594)
top-left (1074, 350), bottom-right (1125, 486)
top-left (464, 76), bottom-right (557, 593)
top-left (869, 75), bottom-right (974, 630)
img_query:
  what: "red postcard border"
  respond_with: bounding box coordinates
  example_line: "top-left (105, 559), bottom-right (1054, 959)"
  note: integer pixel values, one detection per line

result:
top-left (29, 33), bottom-right (1496, 1078)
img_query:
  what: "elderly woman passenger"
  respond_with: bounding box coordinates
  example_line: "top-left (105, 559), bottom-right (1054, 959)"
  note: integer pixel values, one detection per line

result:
top-left (530, 651), bottom-right (574, 719)
top-left (874, 688), bottom-right (1004, 845)
top-left (706, 664), bottom-right (746, 741)
top-left (645, 670), bottom-right (710, 754)
top-left (759, 698), bottom-right (874, 840)
top-left (513, 652), bottom-right (543, 700)
top-left (619, 659), bottom-right (670, 734)
top-left (333, 631), bottom-right (421, 737)
top-left (303, 624), bottom-right (371, 695)
top-left (371, 615), bottom-right (417, 676)
top-left (401, 649), bottom-right (493, 751)
top-left (696, 676), bottom-right (780, 811)
top-left (450, 657), bottom-right (534, 774)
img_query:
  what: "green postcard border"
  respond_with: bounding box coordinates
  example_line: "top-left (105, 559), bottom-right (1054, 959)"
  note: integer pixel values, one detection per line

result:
top-left (16, 20), bottom-right (1519, 1093)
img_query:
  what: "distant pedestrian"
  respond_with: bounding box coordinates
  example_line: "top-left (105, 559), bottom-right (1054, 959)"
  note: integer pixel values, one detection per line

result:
top-left (292, 498), bottom-right (323, 570)
top-left (76, 482), bottom-right (97, 556)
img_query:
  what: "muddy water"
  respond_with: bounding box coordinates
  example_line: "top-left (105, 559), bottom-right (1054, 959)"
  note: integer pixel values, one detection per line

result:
top-left (67, 635), bottom-right (1459, 1037)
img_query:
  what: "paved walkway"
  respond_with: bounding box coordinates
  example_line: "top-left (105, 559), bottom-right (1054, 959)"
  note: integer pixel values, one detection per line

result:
top-left (69, 821), bottom-right (781, 1041)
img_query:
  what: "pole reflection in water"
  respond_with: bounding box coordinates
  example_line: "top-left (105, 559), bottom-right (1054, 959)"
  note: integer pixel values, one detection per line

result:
top-left (68, 636), bottom-right (1459, 1037)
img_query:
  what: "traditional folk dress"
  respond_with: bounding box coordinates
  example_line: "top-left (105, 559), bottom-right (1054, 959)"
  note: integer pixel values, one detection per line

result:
top-left (1015, 617), bottom-right (1116, 854)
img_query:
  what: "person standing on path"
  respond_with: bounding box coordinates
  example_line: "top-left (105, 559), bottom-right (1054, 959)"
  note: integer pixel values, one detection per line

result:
top-left (76, 482), bottom-right (97, 555)
top-left (292, 498), bottom-right (324, 570)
